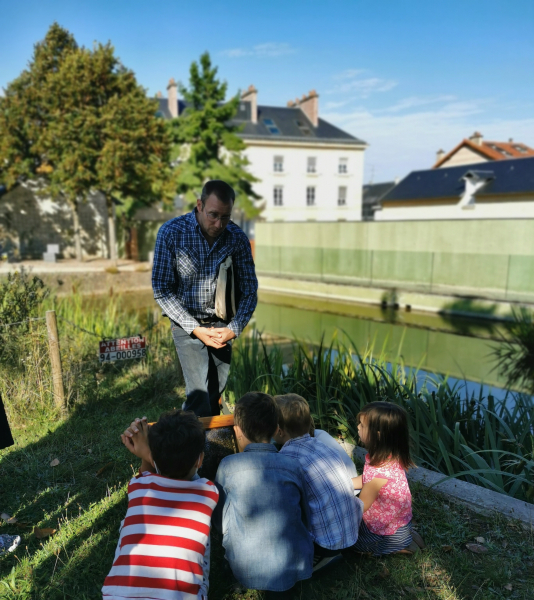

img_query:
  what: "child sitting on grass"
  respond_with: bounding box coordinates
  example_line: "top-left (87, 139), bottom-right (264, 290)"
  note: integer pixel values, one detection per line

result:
top-left (272, 394), bottom-right (363, 572)
top-left (351, 401), bottom-right (423, 556)
top-left (213, 392), bottom-right (313, 599)
top-left (103, 410), bottom-right (218, 600)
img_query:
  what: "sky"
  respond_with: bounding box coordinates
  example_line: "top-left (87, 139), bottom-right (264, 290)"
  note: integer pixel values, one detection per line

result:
top-left (1, 0), bottom-right (533, 182)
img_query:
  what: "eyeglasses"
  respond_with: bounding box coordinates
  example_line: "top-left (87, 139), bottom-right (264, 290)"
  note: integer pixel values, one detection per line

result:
top-left (205, 210), bottom-right (232, 224)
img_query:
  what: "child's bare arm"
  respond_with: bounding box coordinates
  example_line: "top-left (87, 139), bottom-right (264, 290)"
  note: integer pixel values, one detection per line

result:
top-left (121, 417), bottom-right (155, 473)
top-left (352, 475), bottom-right (363, 490)
top-left (359, 477), bottom-right (388, 512)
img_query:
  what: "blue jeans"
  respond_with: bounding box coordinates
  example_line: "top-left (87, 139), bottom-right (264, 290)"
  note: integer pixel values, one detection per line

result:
top-left (171, 320), bottom-right (232, 417)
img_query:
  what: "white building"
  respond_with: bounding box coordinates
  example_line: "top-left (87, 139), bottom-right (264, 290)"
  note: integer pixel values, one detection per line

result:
top-left (158, 82), bottom-right (367, 222)
top-left (376, 156), bottom-right (534, 221)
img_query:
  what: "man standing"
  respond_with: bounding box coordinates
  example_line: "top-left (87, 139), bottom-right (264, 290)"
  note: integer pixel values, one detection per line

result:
top-left (152, 180), bottom-right (258, 417)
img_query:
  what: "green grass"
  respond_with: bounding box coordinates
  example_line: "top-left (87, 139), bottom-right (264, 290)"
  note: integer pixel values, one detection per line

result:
top-left (1, 392), bottom-right (533, 599)
top-left (1, 290), bottom-right (533, 598)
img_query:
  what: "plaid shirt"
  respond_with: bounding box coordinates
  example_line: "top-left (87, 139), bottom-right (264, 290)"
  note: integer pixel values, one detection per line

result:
top-left (280, 434), bottom-right (362, 550)
top-left (152, 209), bottom-right (258, 336)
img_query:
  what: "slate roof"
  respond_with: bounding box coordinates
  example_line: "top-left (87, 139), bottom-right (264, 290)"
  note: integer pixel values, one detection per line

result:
top-left (156, 98), bottom-right (366, 146)
top-left (362, 182), bottom-right (396, 206)
top-left (382, 156), bottom-right (534, 203)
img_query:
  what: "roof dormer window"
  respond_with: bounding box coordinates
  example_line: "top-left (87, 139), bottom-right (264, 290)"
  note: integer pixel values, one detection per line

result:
top-left (263, 118), bottom-right (281, 134)
top-left (296, 120), bottom-right (311, 136)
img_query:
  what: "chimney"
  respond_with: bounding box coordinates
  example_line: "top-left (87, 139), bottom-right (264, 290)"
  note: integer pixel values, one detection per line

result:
top-left (509, 138), bottom-right (513, 143)
top-left (436, 149), bottom-right (445, 163)
top-left (241, 85), bottom-right (258, 124)
top-left (156, 91), bottom-right (162, 98)
top-left (295, 90), bottom-right (319, 127)
top-left (167, 78), bottom-right (178, 119)
top-left (469, 131), bottom-right (483, 146)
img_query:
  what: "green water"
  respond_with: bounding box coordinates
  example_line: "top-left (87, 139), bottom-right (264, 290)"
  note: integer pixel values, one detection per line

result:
top-left (253, 292), bottom-right (509, 391)
top-left (105, 288), bottom-right (509, 392)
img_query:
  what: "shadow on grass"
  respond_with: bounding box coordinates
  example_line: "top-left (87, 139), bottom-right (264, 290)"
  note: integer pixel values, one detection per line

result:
top-left (0, 355), bottom-right (184, 599)
top-left (1, 357), bottom-right (533, 600)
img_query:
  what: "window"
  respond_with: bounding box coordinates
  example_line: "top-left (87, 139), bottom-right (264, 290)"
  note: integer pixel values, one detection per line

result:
top-left (514, 145), bottom-right (527, 154)
top-left (338, 186), bottom-right (347, 206)
top-left (296, 120), bottom-right (311, 136)
top-left (273, 155), bottom-right (284, 172)
top-left (307, 157), bottom-right (317, 173)
top-left (263, 118), bottom-right (281, 134)
top-left (273, 186), bottom-right (283, 206)
top-left (306, 186), bottom-right (316, 206)
top-left (338, 158), bottom-right (348, 174)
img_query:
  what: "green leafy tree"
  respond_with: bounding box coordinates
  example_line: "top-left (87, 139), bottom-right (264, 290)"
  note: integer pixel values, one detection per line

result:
top-left (0, 24), bottom-right (84, 256)
top-left (170, 52), bottom-right (261, 220)
top-left (0, 23), bottom-right (175, 261)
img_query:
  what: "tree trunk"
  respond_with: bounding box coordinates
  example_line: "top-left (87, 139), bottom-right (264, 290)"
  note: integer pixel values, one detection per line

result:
top-left (72, 202), bottom-right (83, 261)
top-left (106, 196), bottom-right (118, 261)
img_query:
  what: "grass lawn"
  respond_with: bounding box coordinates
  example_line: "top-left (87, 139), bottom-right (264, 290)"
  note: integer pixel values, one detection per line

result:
top-left (1, 360), bottom-right (533, 599)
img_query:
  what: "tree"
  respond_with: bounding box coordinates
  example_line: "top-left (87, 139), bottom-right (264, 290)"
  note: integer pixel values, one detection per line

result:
top-left (0, 23), bottom-right (85, 257)
top-left (0, 23), bottom-right (175, 261)
top-left (170, 52), bottom-right (261, 220)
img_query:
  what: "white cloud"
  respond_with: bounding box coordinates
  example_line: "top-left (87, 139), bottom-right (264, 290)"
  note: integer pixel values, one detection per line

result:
top-left (378, 95), bottom-right (458, 113)
top-left (332, 68), bottom-right (366, 80)
top-left (322, 96), bottom-right (534, 182)
top-left (327, 77), bottom-right (397, 98)
top-left (220, 43), bottom-right (296, 58)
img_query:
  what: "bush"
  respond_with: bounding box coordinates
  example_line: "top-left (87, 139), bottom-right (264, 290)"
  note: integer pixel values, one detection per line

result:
top-left (0, 268), bottom-right (49, 329)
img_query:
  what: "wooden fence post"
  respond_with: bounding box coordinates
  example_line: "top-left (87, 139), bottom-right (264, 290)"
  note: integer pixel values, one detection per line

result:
top-left (46, 310), bottom-right (66, 411)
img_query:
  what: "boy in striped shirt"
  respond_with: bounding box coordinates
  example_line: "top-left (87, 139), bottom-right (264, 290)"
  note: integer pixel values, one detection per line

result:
top-left (102, 410), bottom-right (218, 600)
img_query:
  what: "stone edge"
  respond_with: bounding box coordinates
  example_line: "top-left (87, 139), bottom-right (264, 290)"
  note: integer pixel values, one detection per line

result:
top-left (338, 440), bottom-right (534, 530)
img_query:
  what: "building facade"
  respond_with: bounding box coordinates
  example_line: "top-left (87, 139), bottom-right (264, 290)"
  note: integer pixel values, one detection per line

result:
top-left (376, 156), bottom-right (534, 221)
top-left (158, 82), bottom-right (367, 222)
top-left (433, 132), bottom-right (534, 169)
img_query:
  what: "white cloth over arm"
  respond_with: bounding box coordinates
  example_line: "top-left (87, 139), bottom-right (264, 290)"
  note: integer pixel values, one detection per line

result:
top-left (314, 429), bottom-right (358, 478)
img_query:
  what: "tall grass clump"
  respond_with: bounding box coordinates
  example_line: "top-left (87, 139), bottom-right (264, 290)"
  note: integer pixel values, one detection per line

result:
top-left (0, 271), bottom-right (180, 425)
top-left (227, 330), bottom-right (534, 502)
top-left (491, 306), bottom-right (534, 394)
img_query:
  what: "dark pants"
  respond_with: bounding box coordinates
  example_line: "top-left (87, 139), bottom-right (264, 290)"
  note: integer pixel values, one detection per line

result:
top-left (313, 542), bottom-right (340, 559)
top-left (0, 395), bottom-right (14, 450)
top-left (171, 321), bottom-right (232, 417)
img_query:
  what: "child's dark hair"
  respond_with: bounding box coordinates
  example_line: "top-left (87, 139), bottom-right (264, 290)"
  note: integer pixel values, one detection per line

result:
top-left (234, 392), bottom-right (279, 443)
top-left (274, 394), bottom-right (312, 438)
top-left (148, 409), bottom-right (205, 479)
top-left (358, 401), bottom-right (415, 470)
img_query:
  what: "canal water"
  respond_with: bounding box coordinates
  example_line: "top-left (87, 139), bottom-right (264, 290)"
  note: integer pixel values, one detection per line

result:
top-left (115, 288), bottom-right (514, 401)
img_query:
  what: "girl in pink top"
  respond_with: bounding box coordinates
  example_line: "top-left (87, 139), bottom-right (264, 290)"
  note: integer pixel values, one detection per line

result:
top-left (352, 402), bottom-right (420, 556)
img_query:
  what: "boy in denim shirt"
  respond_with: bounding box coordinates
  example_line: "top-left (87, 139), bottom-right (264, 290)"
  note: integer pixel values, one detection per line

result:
top-left (213, 392), bottom-right (313, 598)
top-left (273, 394), bottom-right (363, 572)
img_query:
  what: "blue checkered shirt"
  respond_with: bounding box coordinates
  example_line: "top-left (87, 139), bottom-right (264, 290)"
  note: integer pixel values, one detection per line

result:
top-left (152, 209), bottom-right (258, 336)
top-left (280, 434), bottom-right (363, 550)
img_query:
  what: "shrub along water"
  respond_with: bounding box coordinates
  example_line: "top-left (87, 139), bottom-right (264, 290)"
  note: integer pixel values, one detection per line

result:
top-left (226, 332), bottom-right (534, 503)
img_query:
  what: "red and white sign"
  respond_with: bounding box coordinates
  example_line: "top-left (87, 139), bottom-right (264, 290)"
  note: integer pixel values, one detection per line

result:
top-left (99, 336), bottom-right (147, 362)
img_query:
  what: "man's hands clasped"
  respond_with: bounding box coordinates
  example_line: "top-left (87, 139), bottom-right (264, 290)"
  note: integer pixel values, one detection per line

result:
top-left (192, 326), bottom-right (236, 349)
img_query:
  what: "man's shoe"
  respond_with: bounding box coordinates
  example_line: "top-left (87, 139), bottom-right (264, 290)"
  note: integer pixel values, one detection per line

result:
top-left (312, 553), bottom-right (342, 573)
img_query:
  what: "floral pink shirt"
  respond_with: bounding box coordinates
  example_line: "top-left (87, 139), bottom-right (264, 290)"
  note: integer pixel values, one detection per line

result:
top-left (362, 455), bottom-right (412, 536)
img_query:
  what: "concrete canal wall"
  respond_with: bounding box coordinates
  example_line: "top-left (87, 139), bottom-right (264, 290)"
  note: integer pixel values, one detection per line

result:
top-left (255, 219), bottom-right (534, 306)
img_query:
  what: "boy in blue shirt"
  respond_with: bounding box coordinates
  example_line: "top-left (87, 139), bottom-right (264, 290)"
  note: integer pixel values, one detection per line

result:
top-left (213, 392), bottom-right (313, 598)
top-left (273, 394), bottom-right (363, 572)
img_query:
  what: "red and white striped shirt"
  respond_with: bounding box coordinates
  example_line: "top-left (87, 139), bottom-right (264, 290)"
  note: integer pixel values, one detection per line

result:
top-left (102, 472), bottom-right (219, 600)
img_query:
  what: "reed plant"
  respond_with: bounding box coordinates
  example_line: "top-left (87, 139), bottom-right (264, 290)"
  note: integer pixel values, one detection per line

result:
top-left (227, 331), bottom-right (534, 502)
